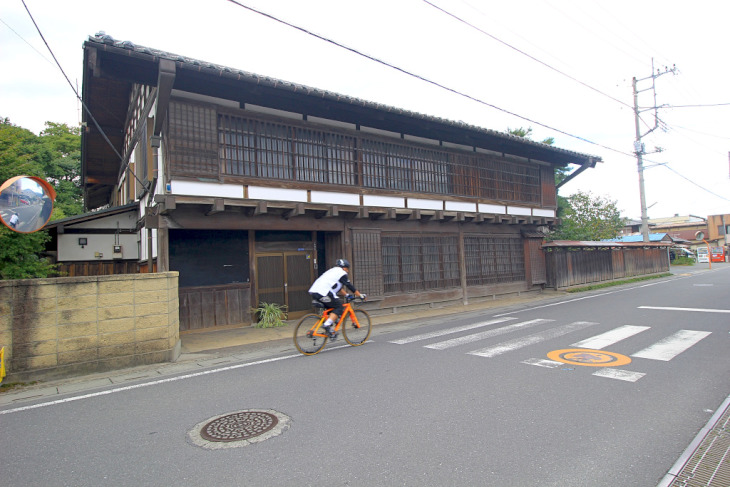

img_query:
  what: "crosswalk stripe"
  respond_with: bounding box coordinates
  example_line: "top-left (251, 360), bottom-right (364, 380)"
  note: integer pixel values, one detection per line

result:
top-left (571, 325), bottom-right (650, 349)
top-left (631, 330), bottom-right (712, 361)
top-left (522, 358), bottom-right (563, 368)
top-left (424, 319), bottom-right (553, 350)
top-left (468, 321), bottom-right (598, 358)
top-left (592, 369), bottom-right (646, 382)
top-left (388, 316), bottom-right (516, 345)
top-left (639, 306), bottom-right (730, 314)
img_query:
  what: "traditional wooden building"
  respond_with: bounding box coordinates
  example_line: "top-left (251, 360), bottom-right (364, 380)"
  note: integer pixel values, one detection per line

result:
top-left (80, 33), bottom-right (600, 330)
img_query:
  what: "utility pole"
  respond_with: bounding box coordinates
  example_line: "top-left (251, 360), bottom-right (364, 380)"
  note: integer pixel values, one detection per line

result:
top-left (632, 59), bottom-right (677, 242)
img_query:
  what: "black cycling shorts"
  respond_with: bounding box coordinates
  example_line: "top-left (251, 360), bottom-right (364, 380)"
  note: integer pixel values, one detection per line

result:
top-left (309, 292), bottom-right (344, 317)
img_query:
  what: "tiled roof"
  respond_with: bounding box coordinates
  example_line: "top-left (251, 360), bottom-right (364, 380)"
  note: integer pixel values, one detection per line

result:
top-left (87, 33), bottom-right (600, 163)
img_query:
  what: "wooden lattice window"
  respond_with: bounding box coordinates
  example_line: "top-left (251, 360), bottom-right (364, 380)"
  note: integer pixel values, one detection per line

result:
top-left (541, 165), bottom-right (556, 208)
top-left (161, 99), bottom-right (547, 205)
top-left (381, 233), bottom-right (460, 294)
top-left (526, 237), bottom-right (546, 284)
top-left (168, 100), bottom-right (219, 178)
top-left (464, 234), bottom-right (525, 285)
top-left (351, 229), bottom-right (384, 298)
top-left (218, 114), bottom-right (357, 185)
top-left (361, 139), bottom-right (448, 193)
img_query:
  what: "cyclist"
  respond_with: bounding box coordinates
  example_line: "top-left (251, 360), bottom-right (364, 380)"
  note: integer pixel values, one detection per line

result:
top-left (308, 258), bottom-right (366, 339)
top-left (8, 212), bottom-right (19, 229)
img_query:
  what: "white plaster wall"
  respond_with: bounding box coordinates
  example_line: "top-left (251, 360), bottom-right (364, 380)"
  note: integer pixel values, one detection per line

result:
top-left (58, 233), bottom-right (139, 261)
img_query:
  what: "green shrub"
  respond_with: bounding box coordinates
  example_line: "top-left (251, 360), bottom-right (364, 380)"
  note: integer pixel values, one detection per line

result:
top-left (251, 302), bottom-right (288, 328)
top-left (671, 256), bottom-right (696, 266)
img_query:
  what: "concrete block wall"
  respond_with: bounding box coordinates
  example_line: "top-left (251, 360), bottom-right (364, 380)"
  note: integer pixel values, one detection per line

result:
top-left (0, 272), bottom-right (180, 382)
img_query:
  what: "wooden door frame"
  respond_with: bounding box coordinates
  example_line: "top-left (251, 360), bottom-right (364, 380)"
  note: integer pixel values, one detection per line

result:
top-left (254, 251), bottom-right (314, 320)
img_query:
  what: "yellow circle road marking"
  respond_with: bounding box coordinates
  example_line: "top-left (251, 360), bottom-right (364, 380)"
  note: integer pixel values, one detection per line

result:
top-left (547, 348), bottom-right (632, 367)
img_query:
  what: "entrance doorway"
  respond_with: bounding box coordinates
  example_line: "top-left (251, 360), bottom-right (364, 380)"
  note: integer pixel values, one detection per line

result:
top-left (255, 252), bottom-right (314, 320)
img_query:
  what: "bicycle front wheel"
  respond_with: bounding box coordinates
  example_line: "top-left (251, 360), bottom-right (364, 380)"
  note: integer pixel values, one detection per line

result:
top-left (294, 314), bottom-right (328, 355)
top-left (342, 309), bottom-right (372, 346)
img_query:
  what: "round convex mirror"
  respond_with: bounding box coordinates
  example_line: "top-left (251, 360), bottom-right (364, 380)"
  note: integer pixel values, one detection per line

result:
top-left (0, 176), bottom-right (57, 233)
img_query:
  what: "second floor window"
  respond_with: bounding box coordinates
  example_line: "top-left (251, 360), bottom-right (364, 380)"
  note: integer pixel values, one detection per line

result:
top-left (219, 114), bottom-right (356, 185)
top-left (164, 101), bottom-right (547, 204)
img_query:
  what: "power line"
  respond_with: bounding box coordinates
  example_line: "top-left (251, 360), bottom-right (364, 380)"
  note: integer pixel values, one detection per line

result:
top-left (20, 0), bottom-right (144, 188)
top-left (421, 0), bottom-right (633, 110)
top-left (542, 0), bottom-right (648, 67)
top-left (225, 0), bottom-right (633, 159)
top-left (670, 124), bottom-right (730, 141)
top-left (0, 16), bottom-right (54, 66)
top-left (667, 102), bottom-right (730, 108)
top-left (660, 164), bottom-right (730, 202)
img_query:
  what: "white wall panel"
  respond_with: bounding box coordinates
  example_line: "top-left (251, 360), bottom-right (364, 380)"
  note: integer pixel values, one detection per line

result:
top-left (248, 186), bottom-right (307, 202)
top-left (363, 195), bottom-right (405, 208)
top-left (171, 180), bottom-right (244, 198)
top-left (310, 191), bottom-right (359, 206)
top-left (407, 198), bottom-right (443, 210)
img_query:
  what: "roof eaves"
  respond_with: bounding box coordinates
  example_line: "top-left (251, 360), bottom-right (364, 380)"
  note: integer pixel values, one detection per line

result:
top-left (85, 33), bottom-right (600, 164)
top-left (44, 202), bottom-right (138, 229)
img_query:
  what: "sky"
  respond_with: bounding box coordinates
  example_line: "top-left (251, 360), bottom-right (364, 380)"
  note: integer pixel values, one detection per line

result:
top-left (2, 0), bottom-right (729, 221)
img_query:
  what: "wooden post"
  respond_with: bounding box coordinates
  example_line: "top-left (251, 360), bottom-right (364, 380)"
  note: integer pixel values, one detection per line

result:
top-left (458, 227), bottom-right (468, 305)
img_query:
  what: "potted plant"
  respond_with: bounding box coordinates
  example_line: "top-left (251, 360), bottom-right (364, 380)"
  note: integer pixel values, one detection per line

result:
top-left (251, 302), bottom-right (288, 328)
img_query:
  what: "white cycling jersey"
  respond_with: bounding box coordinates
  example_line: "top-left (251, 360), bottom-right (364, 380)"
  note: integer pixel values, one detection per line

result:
top-left (308, 266), bottom-right (347, 297)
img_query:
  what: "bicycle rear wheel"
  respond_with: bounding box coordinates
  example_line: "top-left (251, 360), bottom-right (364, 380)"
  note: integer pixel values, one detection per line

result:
top-left (294, 314), bottom-right (328, 355)
top-left (342, 309), bottom-right (371, 346)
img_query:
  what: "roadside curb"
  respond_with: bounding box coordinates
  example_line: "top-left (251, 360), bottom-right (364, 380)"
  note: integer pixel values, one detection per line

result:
top-left (657, 393), bottom-right (730, 486)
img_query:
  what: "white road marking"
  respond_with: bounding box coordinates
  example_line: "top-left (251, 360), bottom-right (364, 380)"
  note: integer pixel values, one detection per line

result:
top-left (389, 317), bottom-right (516, 344)
top-left (0, 353), bottom-right (301, 416)
top-left (521, 358), bottom-right (563, 368)
top-left (592, 368), bottom-right (646, 382)
top-left (632, 330), bottom-right (712, 361)
top-left (571, 325), bottom-right (650, 349)
top-left (639, 306), bottom-right (730, 313)
top-left (492, 274), bottom-right (694, 318)
top-left (468, 321), bottom-right (598, 358)
top-left (424, 319), bottom-right (553, 350)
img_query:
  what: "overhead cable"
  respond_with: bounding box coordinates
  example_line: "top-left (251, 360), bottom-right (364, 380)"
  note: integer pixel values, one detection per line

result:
top-left (421, 0), bottom-right (633, 111)
top-left (225, 0), bottom-right (634, 159)
top-left (20, 0), bottom-right (144, 188)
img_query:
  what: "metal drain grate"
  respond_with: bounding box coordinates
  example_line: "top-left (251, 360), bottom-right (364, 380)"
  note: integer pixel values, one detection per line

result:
top-left (670, 406), bottom-right (730, 486)
top-left (188, 409), bottom-right (291, 450)
top-left (201, 411), bottom-right (278, 442)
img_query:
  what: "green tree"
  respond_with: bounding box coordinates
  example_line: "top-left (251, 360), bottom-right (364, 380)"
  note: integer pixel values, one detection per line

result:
top-left (0, 118), bottom-right (44, 183)
top-left (554, 165), bottom-right (574, 220)
top-left (0, 226), bottom-right (57, 279)
top-left (37, 122), bottom-right (83, 217)
top-left (1, 119), bottom-right (83, 218)
top-left (507, 126), bottom-right (554, 145)
top-left (550, 190), bottom-right (627, 241)
top-left (0, 118), bottom-right (81, 279)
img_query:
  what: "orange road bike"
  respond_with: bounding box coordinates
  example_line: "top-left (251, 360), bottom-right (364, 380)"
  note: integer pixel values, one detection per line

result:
top-left (294, 295), bottom-right (371, 355)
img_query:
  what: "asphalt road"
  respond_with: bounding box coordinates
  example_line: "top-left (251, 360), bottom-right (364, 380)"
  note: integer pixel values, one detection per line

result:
top-left (2, 266), bottom-right (729, 486)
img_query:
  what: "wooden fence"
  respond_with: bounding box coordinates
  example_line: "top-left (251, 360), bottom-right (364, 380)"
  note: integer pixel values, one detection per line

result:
top-left (56, 260), bottom-right (153, 277)
top-left (543, 241), bottom-right (670, 289)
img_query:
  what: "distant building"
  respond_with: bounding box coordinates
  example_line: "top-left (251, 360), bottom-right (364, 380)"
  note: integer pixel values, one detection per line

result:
top-left (707, 213), bottom-right (730, 250)
top-left (619, 219), bottom-right (646, 236)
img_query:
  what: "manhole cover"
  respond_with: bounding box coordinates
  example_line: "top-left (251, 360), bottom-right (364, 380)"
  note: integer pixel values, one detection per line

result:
top-left (188, 409), bottom-right (291, 449)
